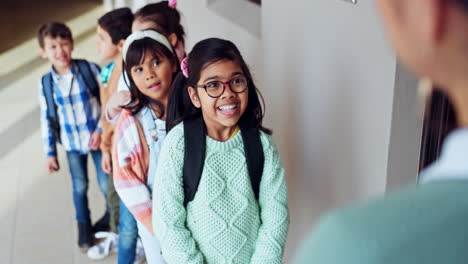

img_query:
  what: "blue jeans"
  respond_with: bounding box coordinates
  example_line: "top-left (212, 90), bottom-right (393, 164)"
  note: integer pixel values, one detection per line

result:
top-left (118, 200), bottom-right (138, 264)
top-left (66, 150), bottom-right (109, 223)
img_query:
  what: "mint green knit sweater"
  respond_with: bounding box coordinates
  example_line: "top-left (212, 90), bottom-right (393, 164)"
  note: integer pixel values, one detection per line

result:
top-left (152, 123), bottom-right (289, 264)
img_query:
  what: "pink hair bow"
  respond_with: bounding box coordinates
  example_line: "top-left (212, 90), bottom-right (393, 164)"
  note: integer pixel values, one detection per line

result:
top-left (168, 0), bottom-right (177, 8)
top-left (181, 57), bottom-right (188, 78)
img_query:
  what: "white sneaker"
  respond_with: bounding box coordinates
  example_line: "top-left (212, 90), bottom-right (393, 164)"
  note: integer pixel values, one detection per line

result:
top-left (87, 232), bottom-right (118, 260)
top-left (134, 238), bottom-right (146, 264)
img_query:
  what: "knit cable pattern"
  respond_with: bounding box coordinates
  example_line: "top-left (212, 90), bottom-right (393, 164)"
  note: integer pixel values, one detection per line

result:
top-left (153, 123), bottom-right (289, 264)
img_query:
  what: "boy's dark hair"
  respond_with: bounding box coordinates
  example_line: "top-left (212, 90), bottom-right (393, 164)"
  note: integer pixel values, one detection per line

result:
top-left (134, 2), bottom-right (185, 44)
top-left (98, 7), bottom-right (134, 45)
top-left (167, 38), bottom-right (271, 135)
top-left (37, 22), bottom-right (73, 48)
top-left (123, 36), bottom-right (179, 117)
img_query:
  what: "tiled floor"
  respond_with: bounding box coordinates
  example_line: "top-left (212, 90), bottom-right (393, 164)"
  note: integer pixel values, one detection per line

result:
top-left (0, 130), bottom-right (117, 264)
top-left (0, 4), bottom-right (119, 264)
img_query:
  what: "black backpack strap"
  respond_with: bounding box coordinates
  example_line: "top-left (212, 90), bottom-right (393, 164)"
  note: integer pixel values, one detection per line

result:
top-left (241, 127), bottom-right (264, 200)
top-left (41, 73), bottom-right (61, 144)
top-left (183, 116), bottom-right (206, 207)
top-left (75, 59), bottom-right (101, 103)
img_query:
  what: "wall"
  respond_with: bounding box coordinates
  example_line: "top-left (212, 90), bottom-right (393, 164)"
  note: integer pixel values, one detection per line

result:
top-left (177, 0), bottom-right (263, 89)
top-left (261, 1), bottom-right (405, 260)
top-left (386, 63), bottom-right (422, 191)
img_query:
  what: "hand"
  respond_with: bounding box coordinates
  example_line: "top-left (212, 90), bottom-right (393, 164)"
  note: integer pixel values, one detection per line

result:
top-left (47, 156), bottom-right (59, 173)
top-left (89, 131), bottom-right (101, 151)
top-left (101, 152), bottom-right (113, 174)
top-left (107, 91), bottom-right (131, 120)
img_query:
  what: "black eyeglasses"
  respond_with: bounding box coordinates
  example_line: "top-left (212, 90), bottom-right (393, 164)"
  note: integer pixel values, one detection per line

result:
top-left (193, 76), bottom-right (248, 98)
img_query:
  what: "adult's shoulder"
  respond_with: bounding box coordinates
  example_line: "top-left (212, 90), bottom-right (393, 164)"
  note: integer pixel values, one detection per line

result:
top-left (294, 181), bottom-right (468, 264)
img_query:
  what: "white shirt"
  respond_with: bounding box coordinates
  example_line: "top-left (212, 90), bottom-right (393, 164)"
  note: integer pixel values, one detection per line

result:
top-left (419, 128), bottom-right (468, 183)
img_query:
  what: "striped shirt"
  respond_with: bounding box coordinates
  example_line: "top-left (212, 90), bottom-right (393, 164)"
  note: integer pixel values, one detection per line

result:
top-left (112, 108), bottom-right (153, 233)
top-left (38, 60), bottom-right (102, 156)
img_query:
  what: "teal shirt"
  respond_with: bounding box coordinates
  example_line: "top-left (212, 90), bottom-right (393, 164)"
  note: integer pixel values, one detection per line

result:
top-left (100, 62), bottom-right (115, 88)
top-left (294, 182), bottom-right (468, 264)
top-left (152, 123), bottom-right (289, 264)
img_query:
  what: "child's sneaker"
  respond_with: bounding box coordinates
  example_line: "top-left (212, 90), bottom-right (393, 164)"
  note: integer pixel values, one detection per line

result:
top-left (86, 231), bottom-right (118, 260)
top-left (134, 238), bottom-right (146, 264)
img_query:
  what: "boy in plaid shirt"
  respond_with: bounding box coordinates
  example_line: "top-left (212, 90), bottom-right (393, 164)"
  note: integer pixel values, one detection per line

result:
top-left (37, 22), bottom-right (109, 252)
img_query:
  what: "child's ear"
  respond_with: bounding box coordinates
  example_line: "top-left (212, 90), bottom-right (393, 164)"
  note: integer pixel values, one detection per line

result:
top-left (39, 48), bottom-right (47, 59)
top-left (188, 86), bottom-right (201, 108)
top-left (167, 33), bottom-right (178, 47)
top-left (117, 39), bottom-right (125, 52)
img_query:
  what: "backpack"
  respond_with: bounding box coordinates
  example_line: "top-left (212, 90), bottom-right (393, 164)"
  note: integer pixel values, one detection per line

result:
top-left (182, 115), bottom-right (264, 206)
top-left (41, 59), bottom-right (100, 144)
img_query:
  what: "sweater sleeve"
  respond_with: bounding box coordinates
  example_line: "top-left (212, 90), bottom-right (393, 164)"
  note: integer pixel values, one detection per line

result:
top-left (112, 111), bottom-right (154, 234)
top-left (152, 125), bottom-right (205, 264)
top-left (250, 135), bottom-right (289, 264)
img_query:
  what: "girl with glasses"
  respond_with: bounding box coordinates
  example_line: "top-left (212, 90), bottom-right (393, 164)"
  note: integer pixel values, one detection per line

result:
top-left (152, 38), bottom-right (290, 264)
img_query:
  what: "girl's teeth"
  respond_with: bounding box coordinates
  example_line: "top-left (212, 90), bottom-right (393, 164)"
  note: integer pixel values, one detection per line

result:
top-left (218, 104), bottom-right (237, 110)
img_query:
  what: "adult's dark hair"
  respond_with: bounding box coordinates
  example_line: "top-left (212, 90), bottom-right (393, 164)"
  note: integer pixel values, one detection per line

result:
top-left (37, 22), bottom-right (72, 48)
top-left (98, 7), bottom-right (134, 44)
top-left (122, 37), bottom-right (179, 117)
top-left (134, 2), bottom-right (185, 44)
top-left (454, 0), bottom-right (468, 10)
top-left (166, 38), bottom-right (271, 135)
top-left (419, 88), bottom-right (457, 171)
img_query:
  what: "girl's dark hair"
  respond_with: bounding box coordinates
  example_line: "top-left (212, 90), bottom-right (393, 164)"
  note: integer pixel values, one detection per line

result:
top-left (122, 36), bottom-right (178, 117)
top-left (134, 2), bottom-right (185, 44)
top-left (167, 38), bottom-right (271, 135)
top-left (98, 7), bottom-right (134, 45)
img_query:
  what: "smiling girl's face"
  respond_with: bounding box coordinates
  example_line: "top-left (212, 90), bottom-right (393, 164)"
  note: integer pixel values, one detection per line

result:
top-left (130, 49), bottom-right (176, 103)
top-left (188, 59), bottom-right (248, 138)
